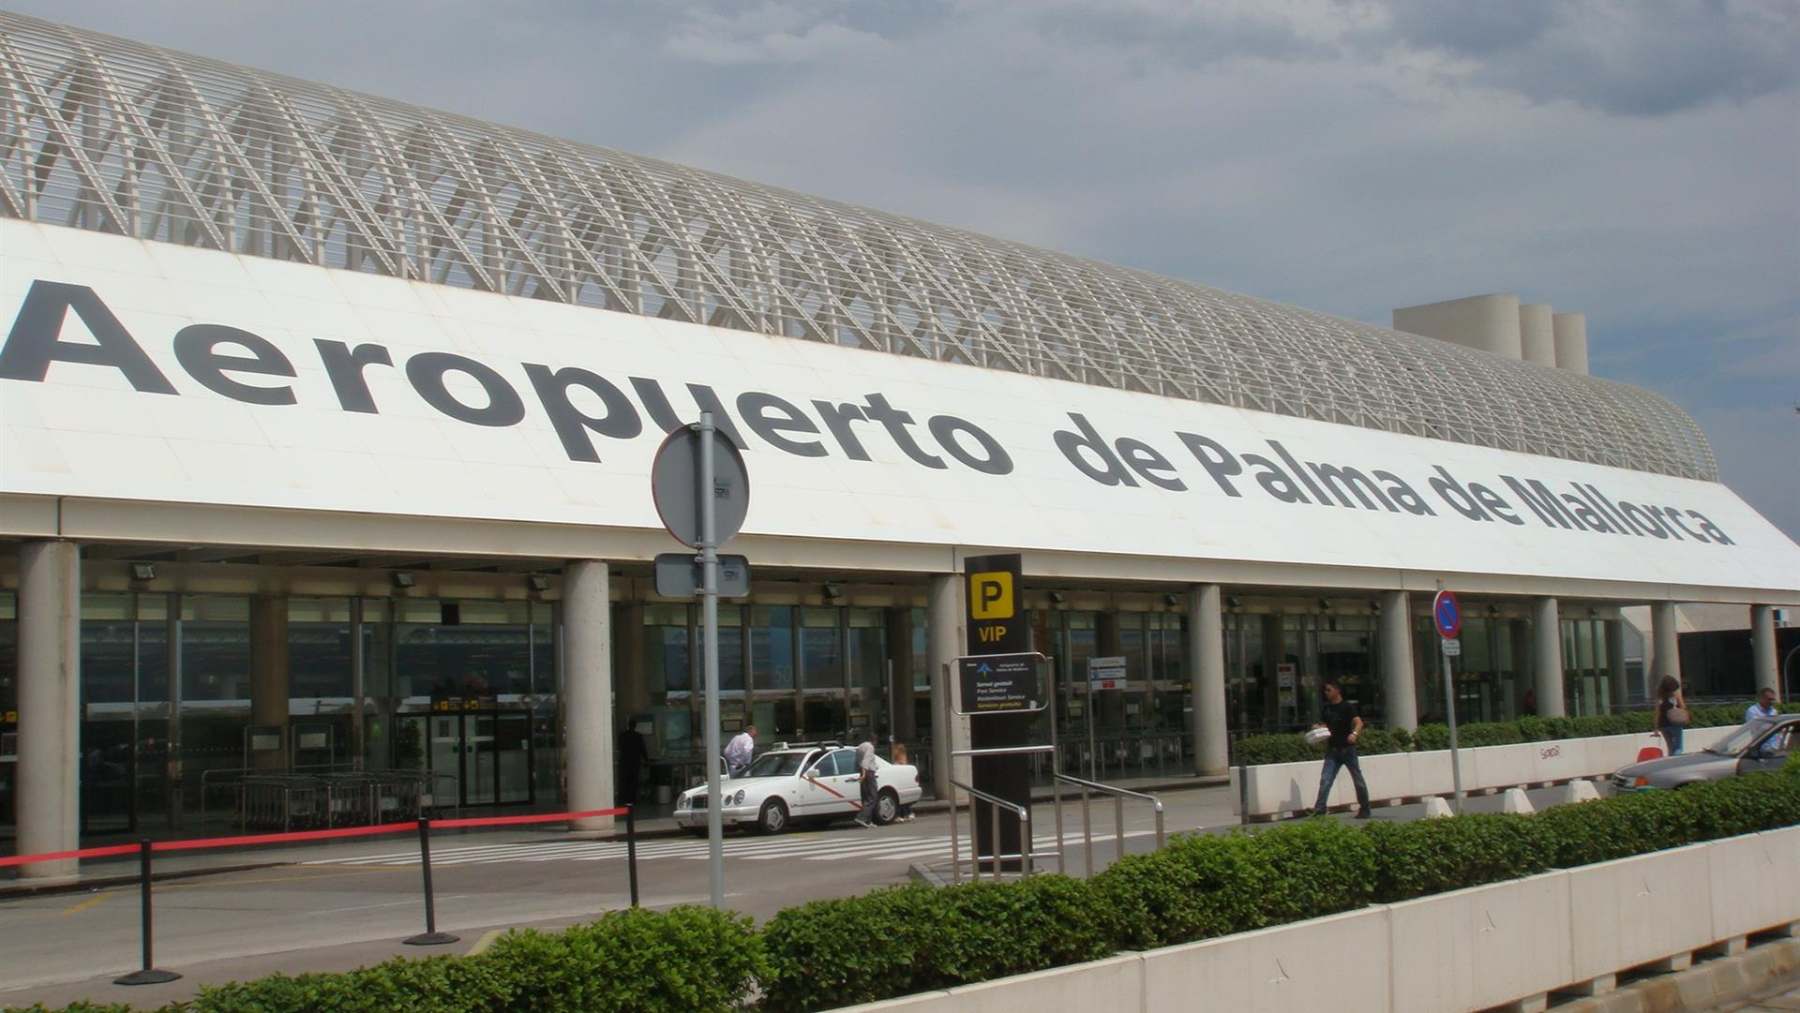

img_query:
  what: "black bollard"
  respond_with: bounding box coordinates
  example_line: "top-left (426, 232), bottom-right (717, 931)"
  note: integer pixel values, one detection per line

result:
top-left (625, 805), bottom-right (639, 908)
top-left (113, 839), bottom-right (181, 985)
top-left (403, 817), bottom-right (458, 945)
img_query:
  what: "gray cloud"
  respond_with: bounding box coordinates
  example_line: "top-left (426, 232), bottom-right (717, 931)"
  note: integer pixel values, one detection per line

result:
top-left (1378, 0), bottom-right (1800, 115)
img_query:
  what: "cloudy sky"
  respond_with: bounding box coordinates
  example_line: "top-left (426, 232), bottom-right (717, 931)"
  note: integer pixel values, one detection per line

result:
top-left (17, 0), bottom-right (1800, 538)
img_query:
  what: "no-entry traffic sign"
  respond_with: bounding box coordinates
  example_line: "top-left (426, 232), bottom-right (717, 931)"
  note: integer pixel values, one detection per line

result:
top-left (1432, 589), bottom-right (1463, 639)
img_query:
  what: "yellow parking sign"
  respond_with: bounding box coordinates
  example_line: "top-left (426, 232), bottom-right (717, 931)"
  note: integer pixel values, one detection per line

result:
top-left (969, 570), bottom-right (1014, 619)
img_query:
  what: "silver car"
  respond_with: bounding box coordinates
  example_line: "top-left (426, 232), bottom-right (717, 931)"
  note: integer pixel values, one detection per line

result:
top-left (1610, 715), bottom-right (1797, 792)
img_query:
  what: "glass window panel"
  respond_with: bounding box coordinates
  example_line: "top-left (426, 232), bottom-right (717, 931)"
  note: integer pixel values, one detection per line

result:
top-left (289, 597), bottom-right (352, 699)
top-left (183, 596), bottom-right (251, 702)
top-left (750, 606), bottom-right (794, 691)
top-left (800, 621), bottom-right (843, 690)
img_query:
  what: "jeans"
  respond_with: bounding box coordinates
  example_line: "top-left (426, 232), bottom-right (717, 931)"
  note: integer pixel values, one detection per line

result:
top-left (1660, 726), bottom-right (1684, 756)
top-left (1313, 745), bottom-right (1371, 814)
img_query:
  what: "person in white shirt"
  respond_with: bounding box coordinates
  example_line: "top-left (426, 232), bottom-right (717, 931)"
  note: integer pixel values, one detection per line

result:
top-left (853, 735), bottom-right (881, 828)
top-left (1746, 689), bottom-right (1780, 758)
top-left (1745, 687), bottom-right (1779, 725)
top-left (724, 725), bottom-right (756, 777)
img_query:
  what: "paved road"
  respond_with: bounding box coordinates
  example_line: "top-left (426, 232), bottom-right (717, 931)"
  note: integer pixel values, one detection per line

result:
top-left (0, 782), bottom-right (1575, 1009)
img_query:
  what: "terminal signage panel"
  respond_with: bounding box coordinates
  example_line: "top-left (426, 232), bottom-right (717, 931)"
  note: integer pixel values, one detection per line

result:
top-left (1, 220), bottom-right (1797, 596)
top-left (965, 553), bottom-right (1026, 654)
top-left (956, 654), bottom-right (1043, 714)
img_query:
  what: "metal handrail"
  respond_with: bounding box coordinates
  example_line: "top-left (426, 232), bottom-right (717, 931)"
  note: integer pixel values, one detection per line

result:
top-left (1053, 773), bottom-right (1165, 878)
top-left (947, 778), bottom-right (1034, 883)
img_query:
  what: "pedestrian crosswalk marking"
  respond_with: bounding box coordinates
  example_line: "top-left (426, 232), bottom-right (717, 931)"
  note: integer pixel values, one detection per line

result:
top-left (301, 828), bottom-right (1150, 868)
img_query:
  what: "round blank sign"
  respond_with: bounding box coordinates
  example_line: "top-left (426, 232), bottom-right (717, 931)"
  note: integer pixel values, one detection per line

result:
top-left (651, 426), bottom-right (750, 548)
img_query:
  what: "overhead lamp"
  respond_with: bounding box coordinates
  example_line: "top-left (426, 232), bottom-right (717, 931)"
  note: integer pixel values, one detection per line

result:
top-left (1487, 605), bottom-right (1501, 619)
top-left (1048, 591), bottom-right (1067, 605)
top-left (527, 573), bottom-right (552, 593)
top-left (1226, 595), bottom-right (1243, 610)
top-left (1317, 598), bottom-right (1332, 612)
top-left (391, 571), bottom-right (416, 590)
top-left (823, 582), bottom-right (844, 600)
top-left (1162, 593), bottom-right (1180, 608)
top-left (130, 562), bottom-right (156, 582)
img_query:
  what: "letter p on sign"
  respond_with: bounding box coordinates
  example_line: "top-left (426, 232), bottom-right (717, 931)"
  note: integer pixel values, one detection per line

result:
top-left (969, 571), bottom-right (1014, 619)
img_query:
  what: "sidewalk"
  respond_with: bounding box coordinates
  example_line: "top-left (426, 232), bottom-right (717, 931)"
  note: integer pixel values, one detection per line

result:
top-left (2, 772), bottom-right (1224, 898)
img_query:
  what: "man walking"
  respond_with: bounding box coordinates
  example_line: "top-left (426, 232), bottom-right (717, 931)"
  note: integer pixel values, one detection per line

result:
top-left (724, 724), bottom-right (756, 778)
top-left (853, 733), bottom-right (881, 828)
top-left (1311, 679), bottom-right (1372, 819)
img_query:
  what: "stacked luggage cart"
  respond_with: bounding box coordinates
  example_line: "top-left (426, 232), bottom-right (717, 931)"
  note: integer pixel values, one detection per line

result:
top-left (235, 771), bottom-right (457, 832)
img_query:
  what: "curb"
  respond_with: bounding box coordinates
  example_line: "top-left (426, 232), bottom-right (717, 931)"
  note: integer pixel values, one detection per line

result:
top-left (1555, 936), bottom-right (1800, 1012)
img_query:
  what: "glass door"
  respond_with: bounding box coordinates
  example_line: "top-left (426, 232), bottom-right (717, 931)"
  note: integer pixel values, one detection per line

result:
top-left (492, 711), bottom-right (534, 805)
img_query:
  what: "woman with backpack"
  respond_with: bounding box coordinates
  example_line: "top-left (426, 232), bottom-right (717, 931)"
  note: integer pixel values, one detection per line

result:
top-left (1655, 675), bottom-right (1690, 755)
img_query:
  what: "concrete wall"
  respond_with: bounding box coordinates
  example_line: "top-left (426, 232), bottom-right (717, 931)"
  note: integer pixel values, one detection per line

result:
top-left (1393, 293), bottom-right (1523, 359)
top-left (847, 824), bottom-right (1800, 1012)
top-left (1231, 725), bottom-right (1739, 819)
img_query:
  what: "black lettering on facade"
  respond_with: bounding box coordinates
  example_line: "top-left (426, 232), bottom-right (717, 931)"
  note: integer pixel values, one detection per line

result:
top-left (527, 364), bottom-right (643, 463)
top-left (173, 324), bottom-right (296, 406)
top-left (406, 352), bottom-right (524, 427)
top-left (314, 339), bottom-right (394, 413)
top-left (1175, 432), bottom-right (1242, 497)
top-left (928, 415), bottom-right (1012, 475)
top-left (738, 391), bottom-right (826, 457)
top-left (0, 281), bottom-right (177, 393)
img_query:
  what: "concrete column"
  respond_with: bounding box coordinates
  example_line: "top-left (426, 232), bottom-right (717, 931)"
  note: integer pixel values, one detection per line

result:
top-left (1606, 620), bottom-right (1629, 709)
top-left (17, 541), bottom-right (80, 880)
top-left (886, 607), bottom-right (918, 744)
top-left (250, 595), bottom-right (290, 769)
top-left (1751, 606), bottom-right (1779, 698)
top-left (926, 574), bottom-right (967, 799)
top-left (1187, 585), bottom-right (1228, 776)
top-left (1380, 591), bottom-right (1418, 731)
top-left (1651, 601), bottom-right (1681, 691)
top-left (1533, 598), bottom-right (1566, 718)
top-left (563, 561), bottom-right (614, 831)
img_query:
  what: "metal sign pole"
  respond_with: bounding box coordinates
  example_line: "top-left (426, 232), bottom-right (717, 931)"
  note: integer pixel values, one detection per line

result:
top-left (1435, 582), bottom-right (1465, 815)
top-left (1442, 637), bottom-right (1464, 814)
top-left (700, 412), bottom-right (724, 909)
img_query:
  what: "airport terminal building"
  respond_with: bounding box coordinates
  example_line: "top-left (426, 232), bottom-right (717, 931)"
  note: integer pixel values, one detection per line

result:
top-left (2, 12), bottom-right (1796, 873)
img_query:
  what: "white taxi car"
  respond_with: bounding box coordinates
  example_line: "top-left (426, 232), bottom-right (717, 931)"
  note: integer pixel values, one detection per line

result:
top-left (674, 744), bottom-right (923, 834)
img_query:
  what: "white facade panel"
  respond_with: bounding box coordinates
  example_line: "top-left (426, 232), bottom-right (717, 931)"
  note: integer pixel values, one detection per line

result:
top-left (3, 221), bottom-right (1797, 595)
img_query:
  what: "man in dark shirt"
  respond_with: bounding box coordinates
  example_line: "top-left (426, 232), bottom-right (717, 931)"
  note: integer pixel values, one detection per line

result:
top-left (1311, 679), bottom-right (1372, 818)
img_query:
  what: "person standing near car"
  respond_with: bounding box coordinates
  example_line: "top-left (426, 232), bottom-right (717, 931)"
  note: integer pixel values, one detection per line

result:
top-left (853, 733), bottom-right (881, 828)
top-left (1746, 687), bottom-right (1779, 725)
top-left (1655, 676), bottom-right (1688, 756)
top-left (1310, 679), bottom-right (1371, 819)
top-left (890, 742), bottom-right (916, 822)
top-left (724, 724), bottom-right (756, 778)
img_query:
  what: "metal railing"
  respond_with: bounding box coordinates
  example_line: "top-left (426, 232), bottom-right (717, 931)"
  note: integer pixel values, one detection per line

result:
top-left (947, 778), bottom-right (1036, 883)
top-left (1053, 773), bottom-right (1165, 878)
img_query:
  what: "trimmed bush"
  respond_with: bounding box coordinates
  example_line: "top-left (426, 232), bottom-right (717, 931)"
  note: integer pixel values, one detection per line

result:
top-left (759, 875), bottom-right (1115, 1012)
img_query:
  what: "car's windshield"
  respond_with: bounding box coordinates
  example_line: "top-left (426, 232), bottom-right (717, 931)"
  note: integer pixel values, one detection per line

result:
top-left (745, 752), bottom-right (809, 778)
top-left (1707, 719), bottom-right (1778, 756)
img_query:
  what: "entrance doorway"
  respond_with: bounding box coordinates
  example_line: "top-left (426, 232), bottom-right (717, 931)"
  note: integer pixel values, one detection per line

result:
top-left (398, 710), bottom-right (534, 807)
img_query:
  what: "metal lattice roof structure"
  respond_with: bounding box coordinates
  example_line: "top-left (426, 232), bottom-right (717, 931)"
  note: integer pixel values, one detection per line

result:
top-left (0, 11), bottom-right (1717, 481)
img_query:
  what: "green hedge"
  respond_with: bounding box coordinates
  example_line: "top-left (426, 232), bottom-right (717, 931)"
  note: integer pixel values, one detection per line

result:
top-left (756, 765), bottom-right (1800, 1011)
top-left (1236, 702), bottom-right (1792, 765)
top-left (14, 763), bottom-right (1799, 1013)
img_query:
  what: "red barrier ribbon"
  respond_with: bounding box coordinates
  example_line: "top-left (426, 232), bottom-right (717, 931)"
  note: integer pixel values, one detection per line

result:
top-left (0, 843), bottom-right (139, 869)
top-left (430, 807), bottom-right (626, 830)
top-left (2, 807), bottom-right (632, 867)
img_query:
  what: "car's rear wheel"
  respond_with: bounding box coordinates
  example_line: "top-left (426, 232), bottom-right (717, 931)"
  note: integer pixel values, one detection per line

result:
top-left (683, 827), bottom-right (707, 837)
top-left (758, 798), bottom-right (790, 834)
top-left (875, 789), bottom-right (899, 825)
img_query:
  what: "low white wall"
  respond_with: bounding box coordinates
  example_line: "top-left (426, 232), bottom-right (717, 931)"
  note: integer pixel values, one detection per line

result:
top-left (846, 825), bottom-right (1800, 1013)
top-left (1231, 724), bottom-right (1741, 819)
